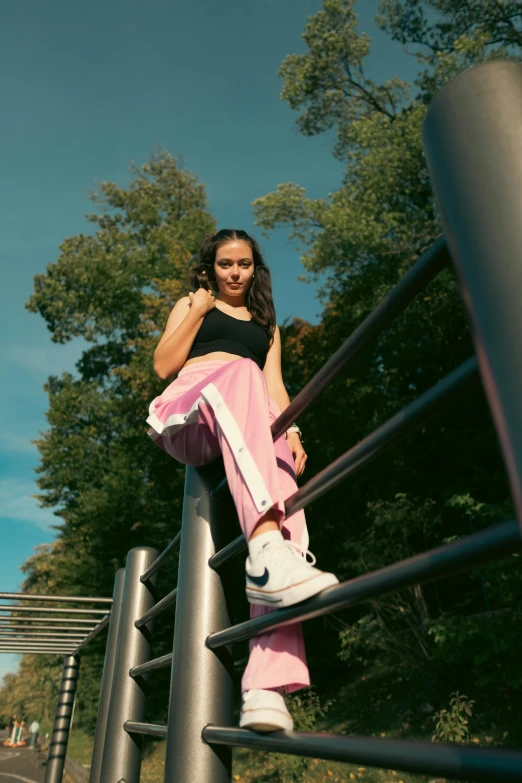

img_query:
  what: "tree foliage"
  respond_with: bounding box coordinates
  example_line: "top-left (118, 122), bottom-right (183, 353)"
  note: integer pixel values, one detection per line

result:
top-left (2, 1), bottom-right (522, 742)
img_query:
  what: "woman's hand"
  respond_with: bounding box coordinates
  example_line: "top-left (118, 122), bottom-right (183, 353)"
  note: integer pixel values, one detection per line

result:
top-left (287, 432), bottom-right (307, 477)
top-left (188, 288), bottom-right (215, 315)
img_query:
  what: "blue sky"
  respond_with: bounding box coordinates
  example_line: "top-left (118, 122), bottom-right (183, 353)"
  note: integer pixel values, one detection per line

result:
top-left (0, 0), bottom-right (420, 679)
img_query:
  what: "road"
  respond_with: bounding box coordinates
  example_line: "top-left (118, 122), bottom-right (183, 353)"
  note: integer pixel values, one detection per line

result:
top-left (0, 748), bottom-right (46, 783)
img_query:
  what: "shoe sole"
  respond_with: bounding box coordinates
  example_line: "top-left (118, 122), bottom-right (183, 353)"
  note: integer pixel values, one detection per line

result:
top-left (240, 708), bottom-right (294, 733)
top-left (246, 571), bottom-right (339, 608)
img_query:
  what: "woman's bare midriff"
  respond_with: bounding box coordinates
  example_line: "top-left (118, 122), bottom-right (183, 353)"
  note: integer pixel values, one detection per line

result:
top-left (182, 351), bottom-right (245, 368)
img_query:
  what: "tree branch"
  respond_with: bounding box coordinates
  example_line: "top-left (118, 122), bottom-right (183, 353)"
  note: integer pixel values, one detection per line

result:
top-left (341, 57), bottom-right (395, 118)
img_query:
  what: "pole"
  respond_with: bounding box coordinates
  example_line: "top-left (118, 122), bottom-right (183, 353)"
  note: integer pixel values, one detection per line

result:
top-left (44, 654), bottom-right (80, 783)
top-left (89, 568), bottom-right (125, 783)
top-left (99, 548), bottom-right (158, 783)
top-left (423, 59), bottom-right (522, 537)
top-left (164, 466), bottom-right (234, 783)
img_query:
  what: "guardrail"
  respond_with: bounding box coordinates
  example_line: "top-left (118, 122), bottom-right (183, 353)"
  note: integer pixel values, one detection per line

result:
top-left (11, 59), bottom-right (522, 783)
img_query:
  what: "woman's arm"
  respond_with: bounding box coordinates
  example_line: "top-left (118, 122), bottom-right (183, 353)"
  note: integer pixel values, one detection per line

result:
top-left (263, 326), bottom-right (307, 476)
top-left (154, 290), bottom-right (214, 379)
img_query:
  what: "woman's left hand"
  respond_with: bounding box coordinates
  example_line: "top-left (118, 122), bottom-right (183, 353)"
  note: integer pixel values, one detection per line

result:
top-left (287, 432), bottom-right (307, 477)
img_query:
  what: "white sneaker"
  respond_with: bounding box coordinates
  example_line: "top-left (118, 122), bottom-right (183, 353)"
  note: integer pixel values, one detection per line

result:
top-left (239, 689), bottom-right (294, 732)
top-left (245, 539), bottom-right (339, 608)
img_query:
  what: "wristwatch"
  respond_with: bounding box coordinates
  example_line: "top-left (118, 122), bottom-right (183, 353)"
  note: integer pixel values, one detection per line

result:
top-left (286, 424), bottom-right (302, 441)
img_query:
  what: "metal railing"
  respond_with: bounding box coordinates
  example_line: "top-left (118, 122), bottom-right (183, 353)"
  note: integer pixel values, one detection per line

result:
top-left (5, 59), bottom-right (522, 783)
top-left (0, 590), bottom-right (112, 782)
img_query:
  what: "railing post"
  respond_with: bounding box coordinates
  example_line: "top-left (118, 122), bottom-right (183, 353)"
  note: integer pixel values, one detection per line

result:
top-left (423, 59), bottom-right (522, 537)
top-left (164, 466), bottom-right (234, 783)
top-left (89, 567), bottom-right (125, 783)
top-left (99, 547), bottom-right (159, 783)
top-left (44, 654), bottom-right (80, 783)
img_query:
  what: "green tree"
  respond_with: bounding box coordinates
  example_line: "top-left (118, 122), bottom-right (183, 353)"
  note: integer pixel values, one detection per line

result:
top-left (256, 0), bottom-right (521, 701)
top-left (9, 151), bottom-right (216, 727)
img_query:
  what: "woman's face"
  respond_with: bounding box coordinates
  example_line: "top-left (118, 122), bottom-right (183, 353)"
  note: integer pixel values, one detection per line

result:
top-left (214, 240), bottom-right (255, 298)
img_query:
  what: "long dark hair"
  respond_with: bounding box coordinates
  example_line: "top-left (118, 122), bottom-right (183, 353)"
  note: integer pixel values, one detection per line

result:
top-left (189, 229), bottom-right (276, 340)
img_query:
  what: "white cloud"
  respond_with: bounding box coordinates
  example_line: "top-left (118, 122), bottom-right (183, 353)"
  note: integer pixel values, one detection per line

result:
top-left (0, 479), bottom-right (58, 530)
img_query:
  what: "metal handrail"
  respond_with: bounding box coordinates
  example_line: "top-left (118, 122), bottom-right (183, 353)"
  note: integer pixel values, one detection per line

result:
top-left (72, 614), bottom-right (111, 655)
top-left (209, 356), bottom-right (479, 570)
top-left (208, 535), bottom-right (245, 570)
top-left (203, 727), bottom-right (522, 783)
top-left (207, 521), bottom-right (520, 648)
top-left (141, 533), bottom-right (181, 583)
top-left (124, 721), bottom-right (168, 738)
top-left (212, 236), bottom-right (450, 500)
top-left (135, 587), bottom-right (177, 629)
top-left (284, 356), bottom-right (478, 517)
top-left (129, 653), bottom-right (173, 677)
top-left (40, 61), bottom-right (522, 783)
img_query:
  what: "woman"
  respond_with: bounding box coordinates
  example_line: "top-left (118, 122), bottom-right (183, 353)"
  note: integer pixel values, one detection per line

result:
top-left (147, 229), bottom-right (338, 732)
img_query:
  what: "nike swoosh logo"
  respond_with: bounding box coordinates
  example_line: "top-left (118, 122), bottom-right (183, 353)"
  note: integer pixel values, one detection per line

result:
top-left (247, 568), bottom-right (269, 587)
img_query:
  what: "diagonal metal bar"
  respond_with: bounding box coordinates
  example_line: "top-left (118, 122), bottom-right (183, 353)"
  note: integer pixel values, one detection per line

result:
top-left (285, 356), bottom-right (478, 518)
top-left (203, 727), bottom-right (522, 783)
top-left (209, 535), bottom-right (246, 570)
top-left (71, 614), bottom-right (110, 656)
top-left (207, 521), bottom-right (520, 648)
top-left (134, 587), bottom-right (177, 629)
top-left (140, 532), bottom-right (181, 583)
top-left (129, 653), bottom-right (173, 677)
top-left (210, 356), bottom-right (479, 570)
top-left (212, 236), bottom-right (450, 500)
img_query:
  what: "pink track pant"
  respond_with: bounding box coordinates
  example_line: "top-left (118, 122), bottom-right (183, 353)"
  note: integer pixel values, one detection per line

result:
top-left (147, 358), bottom-right (310, 693)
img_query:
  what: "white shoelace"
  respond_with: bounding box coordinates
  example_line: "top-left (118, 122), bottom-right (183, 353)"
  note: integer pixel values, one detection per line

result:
top-left (283, 541), bottom-right (317, 566)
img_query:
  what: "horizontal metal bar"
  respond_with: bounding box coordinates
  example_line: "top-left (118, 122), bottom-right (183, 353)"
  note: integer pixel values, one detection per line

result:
top-left (129, 653), bottom-right (173, 677)
top-left (71, 614), bottom-right (111, 655)
top-left (0, 591), bottom-right (112, 604)
top-left (210, 356), bottom-right (479, 569)
top-left (0, 605), bottom-right (108, 615)
top-left (0, 648), bottom-right (75, 652)
top-left (203, 727), bottom-right (522, 783)
top-left (286, 356), bottom-right (479, 517)
top-left (0, 631), bottom-right (86, 639)
top-left (0, 623), bottom-right (99, 631)
top-left (124, 721), bottom-right (168, 739)
top-left (0, 649), bottom-right (74, 655)
top-left (212, 237), bottom-right (450, 500)
top-left (141, 532), bottom-right (181, 583)
top-left (207, 520), bottom-right (520, 648)
top-left (0, 638), bottom-right (79, 645)
top-left (135, 588), bottom-right (177, 629)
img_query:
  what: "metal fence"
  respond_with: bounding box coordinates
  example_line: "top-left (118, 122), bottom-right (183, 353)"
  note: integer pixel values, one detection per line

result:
top-left (4, 59), bottom-right (522, 783)
top-left (0, 590), bottom-right (112, 783)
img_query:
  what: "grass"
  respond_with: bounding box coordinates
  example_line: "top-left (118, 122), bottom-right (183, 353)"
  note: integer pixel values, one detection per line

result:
top-left (64, 661), bottom-right (520, 783)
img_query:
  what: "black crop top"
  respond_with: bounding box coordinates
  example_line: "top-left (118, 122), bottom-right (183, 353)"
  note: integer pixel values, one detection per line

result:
top-left (186, 307), bottom-right (270, 369)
